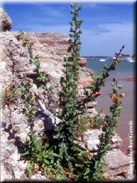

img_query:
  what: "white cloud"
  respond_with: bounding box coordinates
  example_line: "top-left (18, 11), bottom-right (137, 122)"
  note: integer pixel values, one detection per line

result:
top-left (36, 4), bottom-right (62, 17)
top-left (80, 22), bottom-right (134, 56)
top-left (82, 2), bottom-right (107, 10)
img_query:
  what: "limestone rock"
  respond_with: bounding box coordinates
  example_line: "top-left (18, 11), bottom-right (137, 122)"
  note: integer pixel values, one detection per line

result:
top-left (78, 57), bottom-right (87, 67)
top-left (0, 8), bottom-right (12, 32)
top-left (30, 171), bottom-right (52, 181)
top-left (80, 67), bottom-right (94, 77)
top-left (78, 78), bottom-right (94, 89)
top-left (85, 100), bottom-right (97, 108)
top-left (84, 129), bottom-right (122, 151)
top-left (103, 149), bottom-right (134, 180)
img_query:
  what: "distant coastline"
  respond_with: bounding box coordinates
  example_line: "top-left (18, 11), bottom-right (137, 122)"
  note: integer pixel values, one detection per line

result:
top-left (82, 54), bottom-right (136, 60)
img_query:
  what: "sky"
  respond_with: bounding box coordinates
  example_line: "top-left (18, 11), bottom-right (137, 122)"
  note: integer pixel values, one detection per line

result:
top-left (2, 0), bottom-right (136, 57)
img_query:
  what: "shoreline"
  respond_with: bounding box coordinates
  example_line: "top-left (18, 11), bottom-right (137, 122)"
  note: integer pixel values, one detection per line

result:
top-left (94, 72), bottom-right (135, 154)
top-left (85, 58), bottom-right (135, 154)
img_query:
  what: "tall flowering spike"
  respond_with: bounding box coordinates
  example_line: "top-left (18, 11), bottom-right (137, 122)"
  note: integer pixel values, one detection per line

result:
top-left (53, 3), bottom-right (85, 176)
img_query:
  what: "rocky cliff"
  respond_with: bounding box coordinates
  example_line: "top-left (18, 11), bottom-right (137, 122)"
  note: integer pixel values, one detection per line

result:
top-left (0, 8), bottom-right (135, 181)
top-left (0, 8), bottom-right (12, 31)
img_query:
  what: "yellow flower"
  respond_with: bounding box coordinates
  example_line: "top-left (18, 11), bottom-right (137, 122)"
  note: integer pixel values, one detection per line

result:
top-left (47, 77), bottom-right (51, 81)
top-left (25, 38), bottom-right (29, 41)
top-left (28, 82), bottom-right (32, 86)
top-left (22, 43), bottom-right (27, 48)
top-left (31, 94), bottom-right (35, 98)
top-left (114, 61), bottom-right (118, 66)
top-left (24, 69), bottom-right (28, 71)
top-left (113, 96), bottom-right (120, 104)
top-left (120, 93), bottom-right (125, 98)
top-left (19, 110), bottom-right (22, 114)
top-left (110, 94), bottom-right (113, 99)
top-left (30, 42), bottom-right (35, 47)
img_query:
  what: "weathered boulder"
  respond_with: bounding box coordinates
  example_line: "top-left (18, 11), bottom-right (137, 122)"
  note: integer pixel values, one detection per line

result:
top-left (0, 8), bottom-right (12, 31)
top-left (84, 129), bottom-right (122, 151)
top-left (103, 149), bottom-right (134, 180)
top-left (75, 128), bottom-right (134, 180)
top-left (78, 57), bottom-right (87, 67)
top-left (78, 78), bottom-right (94, 89)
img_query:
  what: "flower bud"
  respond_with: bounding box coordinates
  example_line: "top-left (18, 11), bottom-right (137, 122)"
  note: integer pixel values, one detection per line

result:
top-left (113, 88), bottom-right (117, 94)
top-left (115, 52), bottom-right (119, 55)
top-left (120, 93), bottom-right (125, 98)
top-left (110, 94), bottom-right (114, 99)
top-left (70, 3), bottom-right (74, 8)
top-left (25, 38), bottom-right (29, 41)
top-left (114, 61), bottom-right (118, 66)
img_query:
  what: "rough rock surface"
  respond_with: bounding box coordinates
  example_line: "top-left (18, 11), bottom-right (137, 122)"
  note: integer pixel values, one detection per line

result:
top-left (0, 10), bottom-right (135, 182)
top-left (0, 8), bottom-right (12, 31)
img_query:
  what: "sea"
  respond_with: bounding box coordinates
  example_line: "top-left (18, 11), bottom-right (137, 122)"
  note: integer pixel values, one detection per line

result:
top-left (86, 58), bottom-right (136, 154)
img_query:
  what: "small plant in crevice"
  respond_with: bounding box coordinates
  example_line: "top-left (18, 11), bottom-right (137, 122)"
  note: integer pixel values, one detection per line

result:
top-left (1, 80), bottom-right (19, 132)
top-left (19, 31), bottom-right (64, 179)
top-left (20, 30), bottom-right (56, 104)
top-left (17, 2), bottom-right (126, 182)
top-left (2, 80), bottom-right (18, 107)
top-left (20, 73), bottom-right (61, 178)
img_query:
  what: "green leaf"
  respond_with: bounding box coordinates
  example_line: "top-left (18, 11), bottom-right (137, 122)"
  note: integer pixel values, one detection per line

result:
top-left (111, 83), bottom-right (115, 87)
top-left (70, 22), bottom-right (74, 26)
top-left (71, 10), bottom-right (74, 14)
top-left (47, 152), bottom-right (61, 158)
top-left (118, 85), bottom-right (123, 89)
top-left (70, 27), bottom-right (75, 32)
top-left (32, 106), bottom-right (37, 111)
top-left (115, 52), bottom-right (119, 55)
top-left (44, 159), bottom-right (50, 165)
top-left (78, 29), bottom-right (82, 34)
top-left (35, 54), bottom-right (39, 59)
top-left (117, 106), bottom-right (122, 110)
top-left (102, 81), bottom-right (106, 87)
top-left (113, 78), bottom-right (116, 82)
top-left (78, 6), bottom-right (82, 10)
top-left (21, 151), bottom-right (30, 156)
top-left (49, 84), bottom-right (54, 90)
top-left (70, 3), bottom-right (74, 8)
top-left (84, 168), bottom-right (90, 175)
top-left (77, 40), bottom-right (82, 45)
top-left (103, 64), bottom-right (108, 70)
top-left (27, 161), bottom-right (33, 177)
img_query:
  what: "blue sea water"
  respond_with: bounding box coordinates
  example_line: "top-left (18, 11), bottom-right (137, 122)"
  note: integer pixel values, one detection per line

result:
top-left (86, 58), bottom-right (136, 153)
top-left (86, 58), bottom-right (135, 76)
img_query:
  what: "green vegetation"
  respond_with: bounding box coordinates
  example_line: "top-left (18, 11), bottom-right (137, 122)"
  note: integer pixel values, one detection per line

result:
top-left (5, 2), bottom-right (126, 181)
top-left (2, 80), bottom-right (18, 106)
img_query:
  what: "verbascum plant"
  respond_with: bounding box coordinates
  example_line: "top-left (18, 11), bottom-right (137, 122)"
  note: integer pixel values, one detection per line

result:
top-left (20, 30), bottom-right (55, 102)
top-left (18, 2), bottom-right (126, 181)
top-left (20, 73), bottom-right (61, 178)
top-left (19, 33), bottom-right (60, 177)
